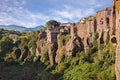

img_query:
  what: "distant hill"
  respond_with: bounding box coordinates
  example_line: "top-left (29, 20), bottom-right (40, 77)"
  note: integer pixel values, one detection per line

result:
top-left (0, 25), bottom-right (44, 32)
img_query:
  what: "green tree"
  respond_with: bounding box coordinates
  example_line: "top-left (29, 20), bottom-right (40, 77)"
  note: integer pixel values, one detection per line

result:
top-left (0, 37), bottom-right (13, 56)
top-left (46, 20), bottom-right (59, 29)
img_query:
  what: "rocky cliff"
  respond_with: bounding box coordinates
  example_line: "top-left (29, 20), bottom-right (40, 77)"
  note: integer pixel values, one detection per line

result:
top-left (114, 0), bottom-right (120, 80)
top-left (33, 2), bottom-right (120, 79)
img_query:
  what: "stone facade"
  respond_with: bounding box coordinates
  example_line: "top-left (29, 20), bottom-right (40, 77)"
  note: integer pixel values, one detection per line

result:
top-left (96, 8), bottom-right (111, 44)
top-left (60, 23), bottom-right (72, 27)
top-left (75, 20), bottom-right (89, 50)
top-left (70, 16), bottom-right (97, 50)
top-left (46, 29), bottom-right (59, 43)
top-left (70, 8), bottom-right (112, 50)
top-left (46, 29), bottom-right (59, 65)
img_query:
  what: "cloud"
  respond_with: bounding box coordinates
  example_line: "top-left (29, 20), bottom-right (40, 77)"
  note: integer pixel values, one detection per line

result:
top-left (0, 0), bottom-right (51, 27)
top-left (51, 5), bottom-right (95, 23)
top-left (0, 7), bottom-right (50, 27)
top-left (53, 10), bottom-right (74, 20)
top-left (0, 0), bottom-right (113, 28)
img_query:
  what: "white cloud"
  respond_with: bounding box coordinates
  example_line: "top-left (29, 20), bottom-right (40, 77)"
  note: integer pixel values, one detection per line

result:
top-left (53, 10), bottom-right (74, 20)
top-left (0, 0), bottom-right (113, 28)
top-left (51, 5), bottom-right (95, 23)
top-left (0, 0), bottom-right (51, 28)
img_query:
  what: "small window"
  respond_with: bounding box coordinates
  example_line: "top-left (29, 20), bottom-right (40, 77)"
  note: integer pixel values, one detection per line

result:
top-left (106, 18), bottom-right (109, 24)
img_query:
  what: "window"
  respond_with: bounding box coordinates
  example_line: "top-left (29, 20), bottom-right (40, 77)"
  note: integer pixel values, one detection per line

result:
top-left (106, 18), bottom-right (109, 24)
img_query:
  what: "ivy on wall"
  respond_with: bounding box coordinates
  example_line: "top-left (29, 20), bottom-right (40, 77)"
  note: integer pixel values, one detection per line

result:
top-left (115, 0), bottom-right (120, 12)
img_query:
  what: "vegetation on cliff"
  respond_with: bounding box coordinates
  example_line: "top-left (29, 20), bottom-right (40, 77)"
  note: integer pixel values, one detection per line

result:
top-left (0, 28), bottom-right (115, 80)
top-left (115, 0), bottom-right (120, 12)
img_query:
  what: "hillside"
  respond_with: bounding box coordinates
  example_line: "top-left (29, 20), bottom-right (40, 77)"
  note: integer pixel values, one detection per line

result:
top-left (0, 25), bottom-right (44, 32)
top-left (0, 28), bottom-right (115, 80)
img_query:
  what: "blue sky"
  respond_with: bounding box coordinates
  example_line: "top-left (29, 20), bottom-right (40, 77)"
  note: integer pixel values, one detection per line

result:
top-left (0, 0), bottom-right (113, 28)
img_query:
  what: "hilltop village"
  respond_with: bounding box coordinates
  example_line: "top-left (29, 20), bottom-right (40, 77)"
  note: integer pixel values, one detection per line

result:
top-left (38, 6), bottom-right (112, 63)
top-left (35, 0), bottom-right (120, 79)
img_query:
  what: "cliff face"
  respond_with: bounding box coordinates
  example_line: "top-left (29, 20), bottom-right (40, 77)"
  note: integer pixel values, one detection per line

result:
top-left (34, 3), bottom-right (120, 79)
top-left (35, 7), bottom-right (114, 65)
top-left (114, 0), bottom-right (120, 80)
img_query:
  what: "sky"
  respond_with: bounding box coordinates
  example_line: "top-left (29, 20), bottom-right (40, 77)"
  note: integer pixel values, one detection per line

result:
top-left (0, 0), bottom-right (113, 28)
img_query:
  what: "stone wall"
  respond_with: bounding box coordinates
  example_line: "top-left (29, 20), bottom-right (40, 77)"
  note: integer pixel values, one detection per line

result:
top-left (96, 8), bottom-right (111, 44)
top-left (115, 0), bottom-right (120, 80)
top-left (46, 30), bottom-right (59, 43)
top-left (75, 21), bottom-right (89, 50)
top-left (67, 7), bottom-right (113, 52)
top-left (71, 16), bottom-right (97, 50)
top-left (46, 30), bottom-right (59, 65)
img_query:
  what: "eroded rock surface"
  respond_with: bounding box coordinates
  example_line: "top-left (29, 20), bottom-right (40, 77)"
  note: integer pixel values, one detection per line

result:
top-left (66, 34), bottom-right (84, 56)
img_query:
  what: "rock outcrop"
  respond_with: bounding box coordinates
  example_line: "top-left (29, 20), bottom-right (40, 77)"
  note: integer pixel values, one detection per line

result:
top-left (38, 31), bottom-right (46, 40)
top-left (48, 42), bottom-right (58, 65)
top-left (35, 1), bottom-right (120, 69)
top-left (46, 30), bottom-right (59, 65)
top-left (21, 46), bottom-right (31, 61)
top-left (66, 34), bottom-right (84, 56)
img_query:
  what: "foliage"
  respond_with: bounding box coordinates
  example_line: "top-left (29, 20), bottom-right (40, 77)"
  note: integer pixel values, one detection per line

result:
top-left (59, 41), bottom-right (115, 80)
top-left (115, 0), bottom-right (120, 12)
top-left (45, 20), bottom-right (59, 29)
top-left (0, 28), bottom-right (116, 80)
top-left (94, 32), bottom-right (99, 40)
top-left (0, 37), bottom-right (13, 57)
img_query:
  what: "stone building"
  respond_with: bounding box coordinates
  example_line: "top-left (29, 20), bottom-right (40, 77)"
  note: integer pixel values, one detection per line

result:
top-left (45, 23), bottom-right (72, 65)
top-left (71, 16), bottom-right (97, 50)
top-left (86, 16), bottom-right (97, 42)
top-left (46, 29), bottom-right (59, 65)
top-left (60, 23), bottom-right (72, 27)
top-left (96, 8), bottom-right (112, 44)
top-left (46, 29), bottom-right (59, 43)
top-left (69, 8), bottom-right (112, 50)
top-left (75, 19), bottom-right (89, 50)
top-left (59, 23), bottom-right (72, 33)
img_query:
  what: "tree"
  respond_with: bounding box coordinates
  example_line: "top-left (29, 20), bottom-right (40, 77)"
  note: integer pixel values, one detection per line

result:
top-left (0, 37), bottom-right (13, 56)
top-left (45, 20), bottom-right (60, 29)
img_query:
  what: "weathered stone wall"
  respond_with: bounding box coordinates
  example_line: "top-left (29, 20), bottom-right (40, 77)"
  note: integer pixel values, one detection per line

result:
top-left (67, 8), bottom-right (113, 52)
top-left (46, 30), bottom-right (59, 43)
top-left (75, 21), bottom-right (89, 50)
top-left (72, 16), bottom-right (97, 50)
top-left (115, 0), bottom-right (120, 80)
top-left (96, 8), bottom-right (111, 44)
top-left (46, 30), bottom-right (59, 65)
top-left (36, 31), bottom-right (47, 56)
top-left (38, 31), bottom-right (46, 40)
top-left (87, 16), bottom-right (97, 42)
